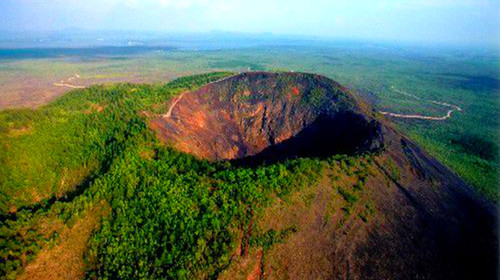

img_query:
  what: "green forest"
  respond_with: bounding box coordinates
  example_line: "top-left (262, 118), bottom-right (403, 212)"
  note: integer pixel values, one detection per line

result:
top-left (0, 67), bottom-right (496, 279)
top-left (0, 72), bottom-right (336, 279)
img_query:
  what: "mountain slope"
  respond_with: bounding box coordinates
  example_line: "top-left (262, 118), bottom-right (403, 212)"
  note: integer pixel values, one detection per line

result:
top-left (152, 72), bottom-right (497, 279)
top-left (0, 72), bottom-right (495, 280)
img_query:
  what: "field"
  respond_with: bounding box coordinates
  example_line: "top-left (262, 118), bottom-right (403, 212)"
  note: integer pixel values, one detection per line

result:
top-left (1, 43), bottom-right (497, 200)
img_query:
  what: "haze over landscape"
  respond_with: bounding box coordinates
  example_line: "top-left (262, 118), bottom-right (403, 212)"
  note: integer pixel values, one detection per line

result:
top-left (0, 1), bottom-right (498, 280)
top-left (1, 0), bottom-right (499, 45)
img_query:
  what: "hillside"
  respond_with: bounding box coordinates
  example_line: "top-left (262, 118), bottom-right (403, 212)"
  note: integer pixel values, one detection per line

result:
top-left (0, 72), bottom-right (496, 279)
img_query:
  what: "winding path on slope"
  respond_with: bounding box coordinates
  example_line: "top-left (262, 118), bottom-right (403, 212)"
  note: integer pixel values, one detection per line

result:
top-left (379, 86), bottom-right (462, 121)
top-left (53, 74), bottom-right (85, 89)
top-left (163, 91), bottom-right (186, 118)
top-left (163, 74), bottom-right (238, 118)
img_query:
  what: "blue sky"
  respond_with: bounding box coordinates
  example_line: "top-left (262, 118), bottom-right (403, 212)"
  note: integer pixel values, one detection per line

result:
top-left (1, 0), bottom-right (498, 45)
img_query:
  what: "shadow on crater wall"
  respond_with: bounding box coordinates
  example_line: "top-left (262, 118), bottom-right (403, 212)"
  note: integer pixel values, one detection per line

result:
top-left (230, 111), bottom-right (383, 167)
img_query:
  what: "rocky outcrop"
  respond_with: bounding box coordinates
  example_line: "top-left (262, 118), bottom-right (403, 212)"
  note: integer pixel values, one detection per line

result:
top-left (151, 72), bottom-right (383, 162)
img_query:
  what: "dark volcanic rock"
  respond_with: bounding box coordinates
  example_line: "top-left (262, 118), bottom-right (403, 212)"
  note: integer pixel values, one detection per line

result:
top-left (151, 72), bottom-right (383, 162)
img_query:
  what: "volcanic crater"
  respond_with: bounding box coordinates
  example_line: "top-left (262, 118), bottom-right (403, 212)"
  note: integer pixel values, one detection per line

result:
top-left (151, 72), bottom-right (384, 163)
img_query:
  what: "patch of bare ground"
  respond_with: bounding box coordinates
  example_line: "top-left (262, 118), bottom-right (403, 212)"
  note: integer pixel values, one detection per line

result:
top-left (8, 126), bottom-right (33, 137)
top-left (219, 129), bottom-right (496, 279)
top-left (253, 169), bottom-right (369, 280)
top-left (218, 247), bottom-right (264, 280)
top-left (247, 249), bottom-right (263, 280)
top-left (218, 172), bottom-right (341, 280)
top-left (18, 201), bottom-right (110, 280)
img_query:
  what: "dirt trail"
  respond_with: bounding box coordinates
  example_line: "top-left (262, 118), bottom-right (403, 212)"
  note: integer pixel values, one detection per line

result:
top-left (53, 74), bottom-right (85, 89)
top-left (163, 74), bottom-right (237, 119)
top-left (163, 92), bottom-right (186, 118)
top-left (380, 86), bottom-right (462, 120)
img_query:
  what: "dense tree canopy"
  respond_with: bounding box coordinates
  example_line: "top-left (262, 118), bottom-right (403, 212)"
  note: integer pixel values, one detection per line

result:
top-left (0, 72), bottom-right (328, 279)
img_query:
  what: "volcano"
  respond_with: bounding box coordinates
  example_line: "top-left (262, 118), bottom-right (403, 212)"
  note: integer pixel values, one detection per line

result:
top-left (151, 72), bottom-right (497, 279)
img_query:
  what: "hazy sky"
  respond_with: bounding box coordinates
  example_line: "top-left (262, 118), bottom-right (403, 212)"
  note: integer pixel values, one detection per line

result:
top-left (1, 0), bottom-right (498, 45)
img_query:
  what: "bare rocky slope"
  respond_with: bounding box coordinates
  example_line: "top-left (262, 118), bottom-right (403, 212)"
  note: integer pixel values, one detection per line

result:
top-left (151, 72), bottom-right (383, 162)
top-left (151, 72), bottom-right (497, 279)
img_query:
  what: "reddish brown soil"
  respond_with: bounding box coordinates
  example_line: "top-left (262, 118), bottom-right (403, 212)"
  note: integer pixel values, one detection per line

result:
top-left (151, 72), bottom-right (383, 161)
top-left (246, 249), bottom-right (263, 280)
